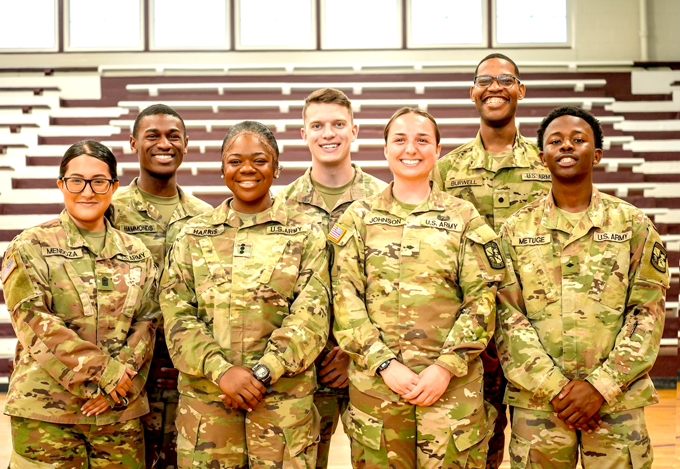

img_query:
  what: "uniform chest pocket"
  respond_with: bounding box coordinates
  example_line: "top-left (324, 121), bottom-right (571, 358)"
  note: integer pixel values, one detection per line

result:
top-left (56, 260), bottom-right (96, 320)
top-left (588, 242), bottom-right (629, 313)
top-left (197, 237), bottom-right (230, 288)
top-left (516, 246), bottom-right (559, 319)
top-left (259, 238), bottom-right (301, 298)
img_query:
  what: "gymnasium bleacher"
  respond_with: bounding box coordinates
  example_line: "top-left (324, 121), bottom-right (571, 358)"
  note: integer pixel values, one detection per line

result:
top-left (0, 62), bottom-right (678, 389)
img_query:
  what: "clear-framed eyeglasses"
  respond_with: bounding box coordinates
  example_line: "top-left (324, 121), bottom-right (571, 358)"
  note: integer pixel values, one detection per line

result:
top-left (473, 74), bottom-right (521, 88)
top-left (60, 177), bottom-right (115, 194)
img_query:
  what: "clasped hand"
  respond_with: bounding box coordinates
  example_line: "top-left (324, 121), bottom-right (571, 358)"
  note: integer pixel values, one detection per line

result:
top-left (218, 366), bottom-right (267, 412)
top-left (81, 367), bottom-right (137, 417)
top-left (550, 379), bottom-right (604, 433)
top-left (381, 361), bottom-right (452, 407)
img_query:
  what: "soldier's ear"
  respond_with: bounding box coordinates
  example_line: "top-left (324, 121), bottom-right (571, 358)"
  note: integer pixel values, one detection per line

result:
top-left (539, 151), bottom-right (547, 167)
top-left (593, 148), bottom-right (603, 167)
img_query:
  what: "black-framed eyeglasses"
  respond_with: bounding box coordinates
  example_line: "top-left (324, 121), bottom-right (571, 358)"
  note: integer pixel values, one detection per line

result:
top-left (60, 177), bottom-right (115, 194)
top-left (473, 74), bottom-right (521, 88)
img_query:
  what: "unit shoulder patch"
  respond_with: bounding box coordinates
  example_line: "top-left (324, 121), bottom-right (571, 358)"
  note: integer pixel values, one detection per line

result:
top-left (483, 241), bottom-right (506, 270)
top-left (650, 242), bottom-right (667, 273)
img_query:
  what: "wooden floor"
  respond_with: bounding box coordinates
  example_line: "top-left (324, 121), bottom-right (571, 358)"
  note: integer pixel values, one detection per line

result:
top-left (1, 388), bottom-right (677, 468)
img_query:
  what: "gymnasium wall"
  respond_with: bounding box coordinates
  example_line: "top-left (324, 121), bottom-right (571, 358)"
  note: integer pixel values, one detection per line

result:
top-left (0, 0), bottom-right (677, 69)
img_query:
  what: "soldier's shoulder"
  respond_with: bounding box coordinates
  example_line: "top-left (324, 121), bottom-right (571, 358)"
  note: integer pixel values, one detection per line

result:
top-left (600, 192), bottom-right (651, 227)
top-left (437, 140), bottom-right (475, 166)
top-left (439, 191), bottom-right (480, 218)
top-left (111, 227), bottom-right (154, 260)
top-left (503, 197), bottom-right (546, 231)
top-left (360, 171), bottom-right (389, 194)
top-left (277, 176), bottom-right (307, 199)
top-left (183, 192), bottom-right (213, 213)
top-left (7, 218), bottom-right (62, 253)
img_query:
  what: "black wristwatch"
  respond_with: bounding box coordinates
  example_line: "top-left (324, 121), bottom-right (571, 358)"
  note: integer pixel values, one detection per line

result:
top-left (376, 359), bottom-right (394, 376)
top-left (251, 363), bottom-right (271, 386)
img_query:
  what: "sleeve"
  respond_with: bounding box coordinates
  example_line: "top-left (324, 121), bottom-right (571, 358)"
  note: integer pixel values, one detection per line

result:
top-left (435, 216), bottom-right (505, 377)
top-left (331, 209), bottom-right (398, 376)
top-left (2, 238), bottom-right (126, 398)
top-left (109, 251), bottom-right (160, 399)
top-left (430, 160), bottom-right (446, 190)
top-left (585, 218), bottom-right (669, 405)
top-left (160, 232), bottom-right (232, 387)
top-left (259, 226), bottom-right (330, 384)
top-left (494, 224), bottom-right (570, 401)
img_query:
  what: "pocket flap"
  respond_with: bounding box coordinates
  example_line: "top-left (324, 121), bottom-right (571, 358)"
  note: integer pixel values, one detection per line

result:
top-left (345, 403), bottom-right (383, 451)
top-left (283, 405), bottom-right (320, 457)
top-left (452, 402), bottom-right (496, 452)
top-left (629, 443), bottom-right (652, 469)
top-left (175, 400), bottom-right (202, 446)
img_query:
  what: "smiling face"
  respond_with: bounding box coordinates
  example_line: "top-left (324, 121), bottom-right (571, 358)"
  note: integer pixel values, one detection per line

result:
top-left (222, 132), bottom-right (276, 214)
top-left (130, 113), bottom-right (188, 180)
top-left (384, 112), bottom-right (441, 183)
top-left (470, 57), bottom-right (526, 127)
top-left (540, 114), bottom-right (602, 183)
top-left (57, 154), bottom-right (119, 231)
top-left (301, 102), bottom-right (358, 167)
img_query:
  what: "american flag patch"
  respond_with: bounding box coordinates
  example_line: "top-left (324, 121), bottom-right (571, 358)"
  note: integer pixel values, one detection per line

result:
top-left (327, 223), bottom-right (348, 244)
top-left (1, 253), bottom-right (17, 284)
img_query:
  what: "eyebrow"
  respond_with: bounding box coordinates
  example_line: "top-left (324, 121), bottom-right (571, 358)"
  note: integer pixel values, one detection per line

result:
top-left (144, 127), bottom-right (182, 134)
top-left (65, 173), bottom-right (110, 178)
top-left (227, 152), bottom-right (269, 157)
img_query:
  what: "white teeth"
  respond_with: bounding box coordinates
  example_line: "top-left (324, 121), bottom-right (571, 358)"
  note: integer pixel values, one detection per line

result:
top-left (154, 155), bottom-right (173, 160)
top-left (560, 157), bottom-right (576, 163)
top-left (485, 97), bottom-right (506, 104)
top-left (321, 144), bottom-right (339, 149)
top-left (238, 181), bottom-right (258, 187)
top-left (401, 159), bottom-right (419, 165)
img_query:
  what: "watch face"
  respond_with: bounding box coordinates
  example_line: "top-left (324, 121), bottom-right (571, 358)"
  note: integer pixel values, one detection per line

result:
top-left (254, 365), bottom-right (268, 379)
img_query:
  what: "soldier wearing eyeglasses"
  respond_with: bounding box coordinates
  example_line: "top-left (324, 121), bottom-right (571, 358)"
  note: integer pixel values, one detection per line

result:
top-left (431, 53), bottom-right (552, 469)
top-left (110, 104), bottom-right (212, 469)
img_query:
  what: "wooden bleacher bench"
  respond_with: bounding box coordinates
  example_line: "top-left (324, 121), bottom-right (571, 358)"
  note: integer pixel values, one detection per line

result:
top-left (614, 120), bottom-right (680, 132)
top-left (624, 139), bottom-right (680, 152)
top-left (110, 115), bottom-right (626, 134)
top-left (36, 125), bottom-right (123, 138)
top-left (0, 114), bottom-right (50, 128)
top-left (98, 60), bottom-right (635, 76)
top-left (32, 107), bottom-right (129, 118)
top-left (0, 95), bottom-right (60, 110)
top-left (126, 79), bottom-right (608, 97)
top-left (118, 96), bottom-right (616, 114)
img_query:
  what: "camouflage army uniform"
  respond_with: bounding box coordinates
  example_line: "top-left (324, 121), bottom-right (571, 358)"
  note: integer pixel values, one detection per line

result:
top-left (330, 183), bottom-right (504, 469)
top-left (111, 177), bottom-right (211, 469)
top-left (432, 131), bottom-right (552, 468)
top-left (160, 197), bottom-right (330, 469)
top-left (496, 188), bottom-right (669, 469)
top-left (276, 163), bottom-right (387, 469)
top-left (2, 210), bottom-right (159, 468)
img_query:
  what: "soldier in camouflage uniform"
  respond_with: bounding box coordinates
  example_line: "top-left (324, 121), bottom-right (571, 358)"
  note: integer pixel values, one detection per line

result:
top-left (330, 109), bottom-right (502, 469)
top-left (160, 121), bottom-right (329, 469)
top-left (276, 88), bottom-right (387, 469)
top-left (111, 104), bottom-right (212, 469)
top-left (431, 54), bottom-right (552, 469)
top-left (496, 107), bottom-right (668, 469)
top-left (2, 141), bottom-right (158, 468)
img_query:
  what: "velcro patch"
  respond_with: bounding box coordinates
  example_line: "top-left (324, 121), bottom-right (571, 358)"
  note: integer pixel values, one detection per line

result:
top-left (650, 242), bottom-right (667, 273)
top-left (483, 241), bottom-right (505, 270)
top-left (42, 247), bottom-right (83, 258)
top-left (512, 235), bottom-right (551, 246)
top-left (121, 225), bottom-right (157, 234)
top-left (522, 173), bottom-right (552, 181)
top-left (267, 225), bottom-right (303, 235)
top-left (1, 254), bottom-right (17, 284)
top-left (445, 178), bottom-right (483, 189)
top-left (595, 231), bottom-right (632, 243)
top-left (328, 223), bottom-right (348, 244)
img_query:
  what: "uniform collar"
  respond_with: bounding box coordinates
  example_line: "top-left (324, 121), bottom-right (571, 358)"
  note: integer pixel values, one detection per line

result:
top-left (542, 186), bottom-right (605, 236)
top-left (209, 196), bottom-right (288, 229)
top-left (127, 177), bottom-right (202, 223)
top-left (293, 163), bottom-right (371, 212)
top-left (59, 210), bottom-right (129, 258)
top-left (374, 181), bottom-right (447, 217)
top-left (468, 130), bottom-right (537, 171)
